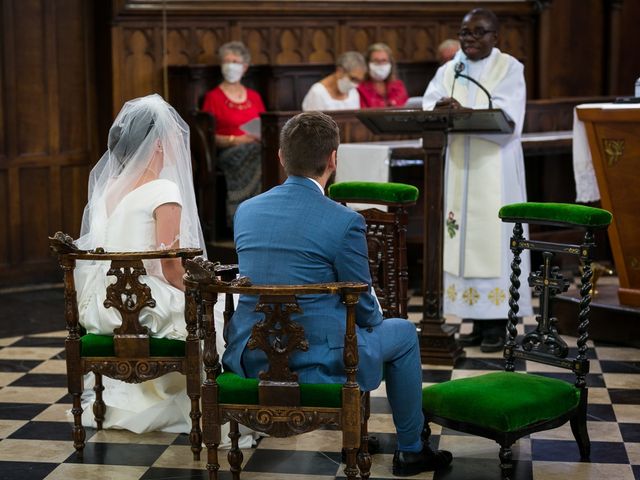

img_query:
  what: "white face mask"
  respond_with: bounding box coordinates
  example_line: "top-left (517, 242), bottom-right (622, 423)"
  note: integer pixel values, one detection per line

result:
top-left (221, 62), bottom-right (245, 84)
top-left (337, 75), bottom-right (357, 94)
top-left (368, 62), bottom-right (392, 81)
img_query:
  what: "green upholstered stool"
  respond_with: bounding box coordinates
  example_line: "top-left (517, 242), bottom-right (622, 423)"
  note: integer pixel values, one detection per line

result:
top-left (328, 181), bottom-right (419, 319)
top-left (328, 181), bottom-right (419, 206)
top-left (422, 202), bottom-right (612, 478)
top-left (498, 202), bottom-right (612, 229)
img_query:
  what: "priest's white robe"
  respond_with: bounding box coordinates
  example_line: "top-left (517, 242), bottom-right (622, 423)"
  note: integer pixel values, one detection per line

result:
top-left (422, 48), bottom-right (532, 319)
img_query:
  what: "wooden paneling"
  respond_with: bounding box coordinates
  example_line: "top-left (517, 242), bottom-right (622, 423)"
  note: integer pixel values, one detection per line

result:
top-left (0, 172), bottom-right (8, 266)
top-left (111, 1), bottom-right (538, 111)
top-left (14, 0), bottom-right (48, 157)
top-left (0, 0), bottom-right (97, 286)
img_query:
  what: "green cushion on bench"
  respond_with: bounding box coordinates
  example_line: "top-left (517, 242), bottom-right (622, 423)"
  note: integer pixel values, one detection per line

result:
top-left (499, 202), bottom-right (612, 228)
top-left (422, 371), bottom-right (580, 433)
top-left (328, 182), bottom-right (419, 204)
top-left (217, 372), bottom-right (343, 408)
top-left (80, 333), bottom-right (185, 357)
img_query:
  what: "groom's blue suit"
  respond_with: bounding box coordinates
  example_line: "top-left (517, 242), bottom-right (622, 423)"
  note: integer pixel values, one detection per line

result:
top-left (222, 176), bottom-right (424, 450)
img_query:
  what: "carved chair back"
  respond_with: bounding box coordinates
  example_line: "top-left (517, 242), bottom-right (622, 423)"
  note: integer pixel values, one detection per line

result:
top-left (184, 257), bottom-right (371, 480)
top-left (48, 232), bottom-right (203, 460)
top-left (328, 183), bottom-right (417, 319)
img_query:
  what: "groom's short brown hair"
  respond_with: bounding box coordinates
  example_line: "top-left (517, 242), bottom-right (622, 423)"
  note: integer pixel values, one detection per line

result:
top-left (279, 112), bottom-right (340, 178)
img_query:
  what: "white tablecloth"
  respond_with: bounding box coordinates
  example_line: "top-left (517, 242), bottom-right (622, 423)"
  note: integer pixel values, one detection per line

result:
top-left (573, 103), bottom-right (640, 202)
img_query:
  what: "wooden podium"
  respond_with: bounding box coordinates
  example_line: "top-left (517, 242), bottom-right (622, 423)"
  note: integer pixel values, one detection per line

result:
top-left (577, 106), bottom-right (640, 307)
top-left (356, 108), bottom-right (514, 365)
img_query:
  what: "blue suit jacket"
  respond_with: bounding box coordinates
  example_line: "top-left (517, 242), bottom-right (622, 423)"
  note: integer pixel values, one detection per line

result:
top-left (222, 176), bottom-right (385, 391)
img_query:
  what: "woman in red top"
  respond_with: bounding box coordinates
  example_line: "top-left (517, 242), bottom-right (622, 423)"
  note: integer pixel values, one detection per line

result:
top-left (358, 43), bottom-right (409, 109)
top-left (201, 41), bottom-right (266, 225)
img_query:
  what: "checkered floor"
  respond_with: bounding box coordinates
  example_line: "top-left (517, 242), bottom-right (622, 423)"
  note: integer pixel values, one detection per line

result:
top-left (0, 289), bottom-right (639, 479)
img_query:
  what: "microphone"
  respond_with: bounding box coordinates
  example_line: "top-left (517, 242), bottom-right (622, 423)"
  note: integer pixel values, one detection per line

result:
top-left (452, 62), bottom-right (493, 109)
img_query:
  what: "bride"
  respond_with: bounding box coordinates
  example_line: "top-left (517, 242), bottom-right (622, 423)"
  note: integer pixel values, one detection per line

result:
top-left (74, 94), bottom-right (254, 446)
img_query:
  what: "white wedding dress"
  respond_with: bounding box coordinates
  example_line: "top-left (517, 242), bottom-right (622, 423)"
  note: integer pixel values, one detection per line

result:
top-left (75, 179), bottom-right (255, 445)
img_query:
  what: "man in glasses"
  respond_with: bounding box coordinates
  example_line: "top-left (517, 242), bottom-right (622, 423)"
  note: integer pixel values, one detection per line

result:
top-left (422, 8), bottom-right (532, 352)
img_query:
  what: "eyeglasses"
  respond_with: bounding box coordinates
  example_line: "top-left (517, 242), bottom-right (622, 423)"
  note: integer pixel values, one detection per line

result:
top-left (457, 28), bottom-right (496, 40)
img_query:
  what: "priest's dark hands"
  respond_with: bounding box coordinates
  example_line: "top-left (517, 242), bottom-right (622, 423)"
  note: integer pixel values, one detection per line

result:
top-left (434, 97), bottom-right (463, 110)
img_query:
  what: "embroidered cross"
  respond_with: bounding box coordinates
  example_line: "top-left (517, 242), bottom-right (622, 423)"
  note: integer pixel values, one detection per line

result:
top-left (462, 287), bottom-right (479, 306)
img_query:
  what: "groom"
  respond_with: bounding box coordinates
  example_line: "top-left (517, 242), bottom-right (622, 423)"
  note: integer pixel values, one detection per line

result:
top-left (222, 111), bottom-right (452, 476)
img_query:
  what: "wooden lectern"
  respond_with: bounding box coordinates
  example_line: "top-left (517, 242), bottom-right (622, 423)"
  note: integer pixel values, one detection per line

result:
top-left (577, 106), bottom-right (640, 307)
top-left (357, 108), bottom-right (514, 365)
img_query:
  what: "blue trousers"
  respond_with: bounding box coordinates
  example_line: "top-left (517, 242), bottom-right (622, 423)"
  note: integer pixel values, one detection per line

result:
top-left (376, 318), bottom-right (424, 452)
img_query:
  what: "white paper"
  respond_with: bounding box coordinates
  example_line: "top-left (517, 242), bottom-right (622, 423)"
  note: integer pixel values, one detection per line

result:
top-left (240, 117), bottom-right (261, 140)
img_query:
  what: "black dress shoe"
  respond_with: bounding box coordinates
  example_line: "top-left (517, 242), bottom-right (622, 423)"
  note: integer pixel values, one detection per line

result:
top-left (457, 320), bottom-right (483, 346)
top-left (480, 334), bottom-right (505, 353)
top-left (480, 319), bottom-right (508, 353)
top-left (392, 445), bottom-right (453, 476)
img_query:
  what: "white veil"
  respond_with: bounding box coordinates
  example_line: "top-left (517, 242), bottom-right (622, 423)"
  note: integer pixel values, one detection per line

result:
top-left (77, 94), bottom-right (205, 255)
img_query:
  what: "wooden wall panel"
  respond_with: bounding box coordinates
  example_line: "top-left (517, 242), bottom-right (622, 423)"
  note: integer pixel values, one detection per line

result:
top-left (57, 2), bottom-right (89, 154)
top-left (0, 0), bottom-right (96, 286)
top-left (0, 172), bottom-right (8, 266)
top-left (61, 165), bottom-right (89, 238)
top-left (14, 0), bottom-right (48, 157)
top-left (20, 168), bottom-right (51, 261)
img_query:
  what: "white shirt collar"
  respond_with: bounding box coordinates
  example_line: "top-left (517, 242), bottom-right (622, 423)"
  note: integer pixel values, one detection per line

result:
top-left (307, 177), bottom-right (325, 195)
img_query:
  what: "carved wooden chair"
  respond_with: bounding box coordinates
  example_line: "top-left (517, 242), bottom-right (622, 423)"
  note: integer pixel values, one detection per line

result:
top-left (184, 257), bottom-right (371, 480)
top-left (328, 181), bottom-right (419, 318)
top-left (421, 203), bottom-right (613, 478)
top-left (48, 232), bottom-right (203, 460)
top-left (188, 110), bottom-right (224, 242)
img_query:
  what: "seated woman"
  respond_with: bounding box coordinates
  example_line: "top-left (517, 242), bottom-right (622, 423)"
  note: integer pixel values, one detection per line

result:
top-left (358, 42), bottom-right (408, 108)
top-left (301, 51), bottom-right (366, 111)
top-left (75, 94), bottom-right (257, 446)
top-left (201, 41), bottom-right (266, 226)
top-left (75, 94), bottom-right (206, 433)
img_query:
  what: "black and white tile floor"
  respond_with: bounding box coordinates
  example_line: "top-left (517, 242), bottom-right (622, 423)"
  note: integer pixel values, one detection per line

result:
top-left (0, 287), bottom-right (638, 479)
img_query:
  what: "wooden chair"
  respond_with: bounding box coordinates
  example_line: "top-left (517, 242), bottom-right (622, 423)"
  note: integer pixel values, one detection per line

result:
top-left (184, 257), bottom-right (371, 480)
top-left (48, 232), bottom-right (203, 459)
top-left (328, 181), bottom-right (419, 318)
top-left (421, 202), bottom-right (613, 478)
top-left (188, 110), bottom-right (226, 242)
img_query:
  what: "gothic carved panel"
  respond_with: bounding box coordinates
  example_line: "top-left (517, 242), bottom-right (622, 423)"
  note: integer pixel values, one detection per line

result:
top-left (241, 27), bottom-right (270, 64)
top-left (123, 28), bottom-right (156, 101)
top-left (410, 25), bottom-right (438, 62)
top-left (166, 28), bottom-right (190, 65)
top-left (307, 27), bottom-right (336, 63)
top-left (196, 28), bottom-right (227, 64)
top-left (275, 28), bottom-right (304, 64)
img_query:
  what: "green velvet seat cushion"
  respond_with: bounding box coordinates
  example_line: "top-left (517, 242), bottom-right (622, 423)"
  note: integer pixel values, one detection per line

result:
top-left (80, 333), bottom-right (185, 357)
top-left (328, 182), bottom-right (419, 205)
top-left (422, 371), bottom-right (580, 433)
top-left (499, 202), bottom-right (612, 228)
top-left (217, 372), bottom-right (343, 408)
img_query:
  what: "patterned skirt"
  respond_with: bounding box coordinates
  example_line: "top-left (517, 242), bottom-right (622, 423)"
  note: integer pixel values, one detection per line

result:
top-left (218, 142), bottom-right (262, 226)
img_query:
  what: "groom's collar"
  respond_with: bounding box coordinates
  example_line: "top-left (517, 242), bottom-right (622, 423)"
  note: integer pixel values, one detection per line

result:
top-left (285, 176), bottom-right (325, 195)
